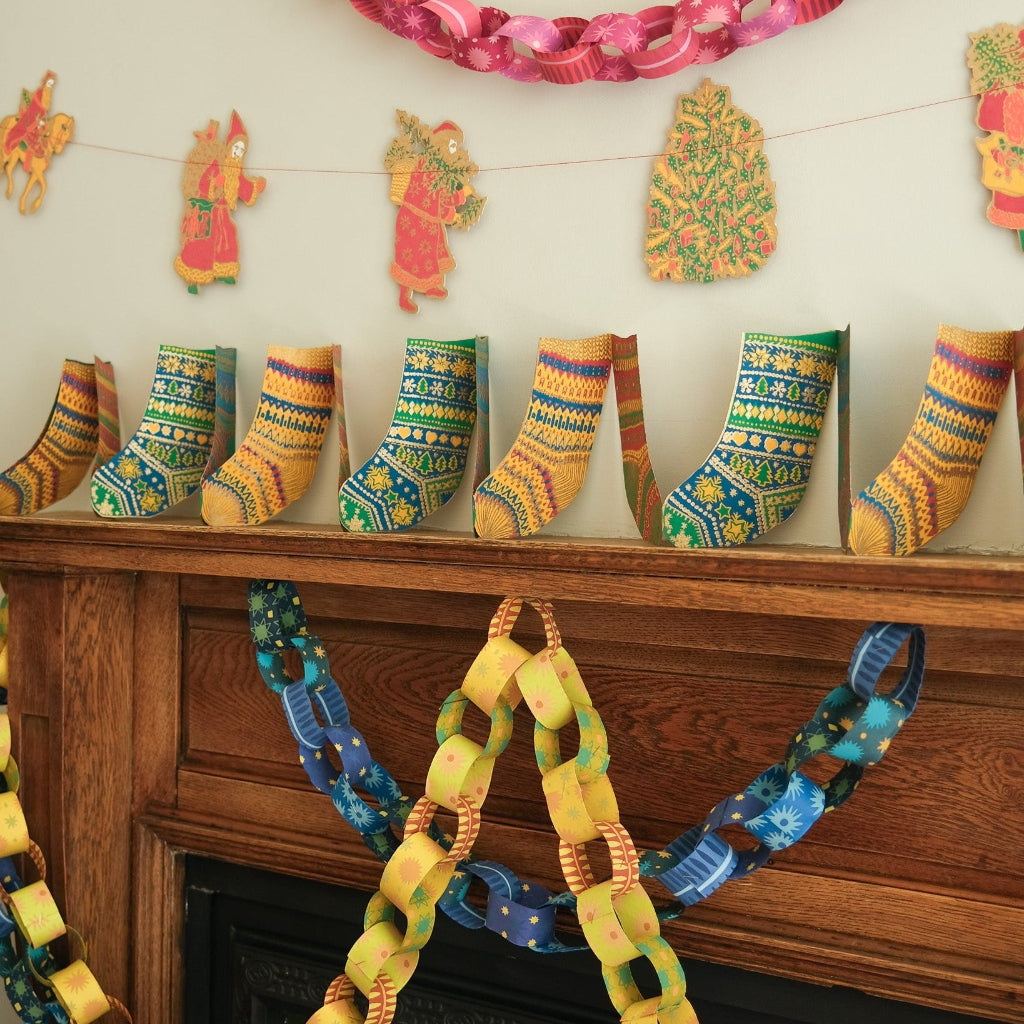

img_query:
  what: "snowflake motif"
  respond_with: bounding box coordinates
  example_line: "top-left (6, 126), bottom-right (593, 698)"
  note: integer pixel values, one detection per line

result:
top-left (759, 829), bottom-right (791, 851)
top-left (346, 799), bottom-right (377, 830)
top-left (747, 770), bottom-right (784, 805)
top-left (704, 3), bottom-right (734, 22)
top-left (786, 772), bottom-right (806, 797)
top-left (809, 787), bottom-right (825, 816)
top-left (765, 802), bottom-right (802, 836)
top-left (402, 6), bottom-right (429, 34)
top-left (796, 355), bottom-right (818, 377)
top-left (343, 511), bottom-right (368, 532)
top-left (739, 377), bottom-right (754, 393)
top-left (814, 359), bottom-right (835, 382)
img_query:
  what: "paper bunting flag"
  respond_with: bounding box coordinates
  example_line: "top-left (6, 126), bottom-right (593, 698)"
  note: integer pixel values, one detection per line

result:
top-left (386, 110), bottom-right (485, 313)
top-left (0, 71), bottom-right (73, 215)
top-left (645, 80), bottom-right (777, 283)
top-left (968, 22), bottom-right (1024, 251)
top-left (174, 111), bottom-right (266, 294)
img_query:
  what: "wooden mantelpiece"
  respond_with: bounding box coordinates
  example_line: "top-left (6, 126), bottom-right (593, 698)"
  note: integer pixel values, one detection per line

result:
top-left (0, 513), bottom-right (1021, 1023)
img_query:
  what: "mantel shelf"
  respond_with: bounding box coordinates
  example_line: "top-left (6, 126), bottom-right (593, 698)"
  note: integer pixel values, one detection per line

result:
top-left (1, 512), bottom-right (1023, 627)
top-left (2, 512), bottom-right (1023, 1023)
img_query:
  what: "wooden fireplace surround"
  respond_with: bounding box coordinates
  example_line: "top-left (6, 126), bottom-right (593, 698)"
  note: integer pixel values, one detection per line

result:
top-left (0, 513), bottom-right (1020, 1024)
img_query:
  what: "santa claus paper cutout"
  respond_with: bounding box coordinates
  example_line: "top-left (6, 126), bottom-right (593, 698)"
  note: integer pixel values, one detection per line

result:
top-left (385, 111), bottom-right (485, 313)
top-left (175, 111), bottom-right (266, 294)
top-left (968, 22), bottom-right (1024, 251)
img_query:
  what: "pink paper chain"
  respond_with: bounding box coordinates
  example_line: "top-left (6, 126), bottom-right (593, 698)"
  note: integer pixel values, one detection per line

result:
top-left (349, 0), bottom-right (846, 84)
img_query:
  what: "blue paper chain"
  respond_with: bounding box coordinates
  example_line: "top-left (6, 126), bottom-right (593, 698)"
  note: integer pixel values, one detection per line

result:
top-left (248, 581), bottom-right (926, 943)
top-left (640, 622), bottom-right (925, 908)
top-left (248, 579), bottom-right (585, 954)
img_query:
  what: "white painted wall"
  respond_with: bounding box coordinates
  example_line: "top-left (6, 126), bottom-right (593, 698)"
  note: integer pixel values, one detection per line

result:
top-left (4, 0), bottom-right (1024, 553)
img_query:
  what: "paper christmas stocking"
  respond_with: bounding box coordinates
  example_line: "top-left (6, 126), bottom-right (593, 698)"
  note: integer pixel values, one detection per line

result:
top-left (339, 336), bottom-right (482, 532)
top-left (473, 335), bottom-right (613, 540)
top-left (663, 329), bottom-right (840, 547)
top-left (90, 345), bottom-right (222, 517)
top-left (0, 359), bottom-right (100, 515)
top-left (848, 325), bottom-right (1015, 556)
top-left (202, 345), bottom-right (334, 525)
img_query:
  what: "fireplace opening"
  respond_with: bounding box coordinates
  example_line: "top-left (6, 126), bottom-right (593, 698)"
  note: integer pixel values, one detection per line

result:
top-left (183, 857), bottom-right (1006, 1024)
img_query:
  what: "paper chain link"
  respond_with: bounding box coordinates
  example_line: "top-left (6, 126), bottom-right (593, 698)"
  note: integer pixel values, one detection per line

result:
top-left (301, 594), bottom-right (696, 1024)
top-left (348, 0), bottom-right (845, 85)
top-left (640, 622), bottom-right (925, 904)
top-left (249, 581), bottom-right (586, 955)
top-left (0, 711), bottom-right (130, 1024)
top-left (248, 583), bottom-right (925, 1024)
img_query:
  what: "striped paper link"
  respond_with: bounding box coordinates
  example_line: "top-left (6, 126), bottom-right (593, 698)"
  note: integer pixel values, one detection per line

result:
top-left (94, 357), bottom-right (121, 467)
top-left (627, 19), bottom-right (698, 79)
top-left (422, 0), bottom-right (483, 37)
top-left (846, 622), bottom-right (926, 707)
top-left (472, 335), bottom-right (490, 490)
top-left (350, 0), bottom-right (386, 24)
top-left (535, 19), bottom-right (606, 84)
top-left (204, 345), bottom-right (237, 480)
top-left (796, 0), bottom-right (845, 24)
top-left (657, 831), bottom-right (738, 907)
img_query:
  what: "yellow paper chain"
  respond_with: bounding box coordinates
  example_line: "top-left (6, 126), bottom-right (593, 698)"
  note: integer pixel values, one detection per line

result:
top-left (310, 596), bottom-right (697, 1024)
top-left (0, 641), bottom-right (130, 1024)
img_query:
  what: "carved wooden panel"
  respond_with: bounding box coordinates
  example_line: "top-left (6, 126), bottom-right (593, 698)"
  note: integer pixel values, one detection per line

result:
top-left (0, 515), bottom-right (1020, 1023)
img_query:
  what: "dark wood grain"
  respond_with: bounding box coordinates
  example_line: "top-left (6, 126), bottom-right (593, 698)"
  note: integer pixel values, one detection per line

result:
top-left (0, 513), bottom-right (1022, 1023)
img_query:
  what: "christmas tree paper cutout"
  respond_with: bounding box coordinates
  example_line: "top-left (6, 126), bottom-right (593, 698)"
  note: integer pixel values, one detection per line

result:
top-left (645, 80), bottom-right (777, 283)
top-left (968, 22), bottom-right (1024, 251)
top-left (385, 110), bottom-right (485, 314)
